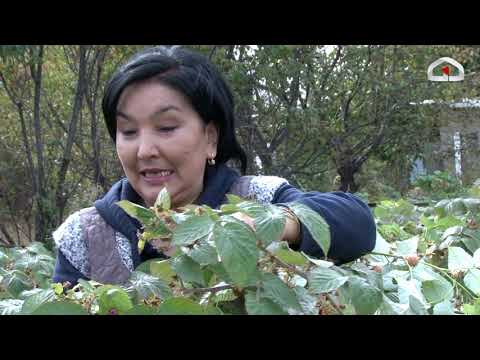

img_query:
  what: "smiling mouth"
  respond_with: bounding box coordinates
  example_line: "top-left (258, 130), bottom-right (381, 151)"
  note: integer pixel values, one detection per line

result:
top-left (140, 170), bottom-right (174, 178)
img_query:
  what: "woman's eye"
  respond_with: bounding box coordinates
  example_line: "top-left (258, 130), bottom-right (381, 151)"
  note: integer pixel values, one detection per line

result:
top-left (121, 130), bottom-right (137, 136)
top-left (158, 127), bottom-right (177, 132)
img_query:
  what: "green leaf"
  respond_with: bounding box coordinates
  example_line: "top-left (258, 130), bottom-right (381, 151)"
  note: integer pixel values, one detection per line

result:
top-left (141, 223), bottom-right (171, 241)
top-left (464, 268), bottom-right (480, 296)
top-left (0, 299), bottom-right (24, 315)
top-left (172, 215), bottom-right (214, 247)
top-left (259, 273), bottom-right (302, 313)
top-left (150, 260), bottom-right (176, 283)
top-left (422, 279), bottom-right (454, 305)
top-left (1, 270), bottom-right (33, 297)
top-left (158, 297), bottom-right (207, 315)
top-left (124, 304), bottom-right (160, 315)
top-left (254, 205), bottom-right (286, 247)
top-left (25, 242), bottom-right (54, 257)
top-left (287, 202), bottom-right (330, 257)
top-left (184, 241), bottom-right (219, 266)
top-left (171, 254), bottom-right (206, 286)
top-left (448, 247), bottom-right (474, 272)
top-left (308, 267), bottom-right (349, 294)
top-left (395, 236), bottom-right (419, 256)
top-left (21, 288), bottom-right (57, 314)
top-left (226, 194), bottom-right (244, 204)
top-left (433, 300), bottom-right (456, 315)
top-left (273, 248), bottom-right (308, 266)
top-left (154, 187), bottom-right (171, 211)
top-left (96, 286), bottom-right (133, 315)
top-left (397, 278), bottom-right (428, 311)
top-left (376, 295), bottom-right (408, 315)
top-left (127, 271), bottom-right (173, 301)
top-left (116, 200), bottom-right (156, 225)
top-left (344, 276), bottom-right (383, 315)
top-left (244, 291), bottom-right (288, 315)
top-left (31, 301), bottom-right (89, 315)
top-left (213, 217), bottom-right (259, 288)
top-left (206, 263), bottom-right (233, 284)
top-left (474, 249), bottom-right (480, 268)
top-left (52, 283), bottom-right (64, 296)
top-left (461, 229), bottom-right (480, 254)
top-left (293, 286), bottom-right (318, 315)
top-left (463, 298), bottom-right (480, 315)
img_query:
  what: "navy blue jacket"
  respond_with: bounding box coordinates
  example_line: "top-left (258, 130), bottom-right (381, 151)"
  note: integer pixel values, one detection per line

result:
top-left (52, 164), bottom-right (376, 285)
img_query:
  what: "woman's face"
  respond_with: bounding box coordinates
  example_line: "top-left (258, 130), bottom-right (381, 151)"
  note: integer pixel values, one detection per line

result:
top-left (115, 79), bottom-right (218, 208)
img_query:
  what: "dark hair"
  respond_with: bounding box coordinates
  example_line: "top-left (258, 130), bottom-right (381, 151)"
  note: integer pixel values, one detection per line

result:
top-left (102, 46), bottom-right (247, 174)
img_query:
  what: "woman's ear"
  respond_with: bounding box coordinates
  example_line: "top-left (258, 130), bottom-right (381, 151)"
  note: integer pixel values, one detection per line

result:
top-left (206, 122), bottom-right (219, 153)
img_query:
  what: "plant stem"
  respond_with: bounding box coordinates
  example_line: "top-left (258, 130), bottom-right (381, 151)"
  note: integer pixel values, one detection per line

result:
top-left (257, 242), bottom-right (309, 280)
top-left (325, 293), bottom-right (344, 315)
top-left (422, 262), bottom-right (478, 300)
top-left (369, 251), bottom-right (404, 260)
top-left (181, 284), bottom-right (256, 296)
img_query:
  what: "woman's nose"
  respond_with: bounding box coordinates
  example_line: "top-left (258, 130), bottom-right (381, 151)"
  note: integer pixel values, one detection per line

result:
top-left (137, 134), bottom-right (161, 160)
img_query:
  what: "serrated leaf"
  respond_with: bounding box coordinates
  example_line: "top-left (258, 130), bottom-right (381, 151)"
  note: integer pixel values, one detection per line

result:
top-left (473, 249), bottom-right (480, 268)
top-left (448, 247), bottom-right (474, 272)
top-left (124, 304), bottom-right (160, 315)
top-left (21, 288), bottom-right (57, 314)
top-left (287, 202), bottom-right (330, 257)
top-left (397, 278), bottom-right (428, 310)
top-left (97, 287), bottom-right (133, 315)
top-left (422, 279), bottom-right (454, 305)
top-left (433, 300), bottom-right (456, 315)
top-left (31, 301), bottom-right (89, 315)
top-left (172, 215), bottom-right (214, 247)
top-left (127, 271), bottom-right (173, 301)
top-left (244, 291), bottom-right (287, 315)
top-left (259, 273), bottom-right (302, 313)
top-left (1, 270), bottom-right (34, 297)
top-left (184, 241), bottom-right (219, 266)
top-left (464, 268), bottom-right (480, 296)
top-left (150, 260), bottom-right (176, 283)
top-left (376, 295), bottom-right (409, 315)
top-left (273, 247), bottom-right (308, 266)
top-left (254, 205), bottom-right (286, 247)
top-left (213, 217), bottom-right (259, 288)
top-left (0, 299), bottom-right (24, 315)
top-left (395, 236), bottom-right (419, 256)
top-left (158, 297), bottom-right (207, 315)
top-left (226, 194), bottom-right (244, 204)
top-left (463, 298), bottom-right (480, 315)
top-left (293, 286), bottom-right (318, 315)
top-left (154, 187), bottom-right (170, 211)
top-left (116, 200), bottom-right (156, 224)
top-left (344, 276), bottom-right (383, 315)
top-left (302, 252), bottom-right (334, 268)
top-left (171, 254), bottom-right (206, 286)
top-left (308, 267), bottom-right (349, 294)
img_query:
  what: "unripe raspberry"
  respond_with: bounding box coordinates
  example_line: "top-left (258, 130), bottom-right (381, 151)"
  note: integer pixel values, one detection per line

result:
top-left (404, 255), bottom-right (420, 267)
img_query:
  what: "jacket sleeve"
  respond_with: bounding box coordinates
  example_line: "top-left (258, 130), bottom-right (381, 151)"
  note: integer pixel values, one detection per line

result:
top-left (272, 183), bottom-right (376, 264)
top-left (52, 250), bottom-right (88, 287)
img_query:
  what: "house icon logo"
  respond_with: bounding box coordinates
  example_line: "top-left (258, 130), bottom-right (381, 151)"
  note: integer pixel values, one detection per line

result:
top-left (427, 57), bottom-right (464, 82)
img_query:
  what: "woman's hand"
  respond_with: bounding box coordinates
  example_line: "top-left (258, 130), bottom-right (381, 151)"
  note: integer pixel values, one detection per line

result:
top-left (231, 210), bottom-right (300, 246)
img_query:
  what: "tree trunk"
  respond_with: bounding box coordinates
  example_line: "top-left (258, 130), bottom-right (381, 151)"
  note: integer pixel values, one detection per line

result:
top-left (55, 46), bottom-right (88, 223)
top-left (30, 45), bottom-right (49, 244)
top-left (337, 163), bottom-right (359, 193)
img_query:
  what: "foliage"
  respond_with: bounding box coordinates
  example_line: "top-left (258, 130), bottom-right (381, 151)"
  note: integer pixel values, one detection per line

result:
top-left (2, 187), bottom-right (480, 315)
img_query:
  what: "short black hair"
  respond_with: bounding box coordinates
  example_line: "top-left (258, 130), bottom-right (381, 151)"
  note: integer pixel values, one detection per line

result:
top-left (102, 45), bottom-right (247, 174)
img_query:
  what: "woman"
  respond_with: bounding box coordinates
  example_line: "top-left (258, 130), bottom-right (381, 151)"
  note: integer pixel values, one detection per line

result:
top-left (52, 46), bottom-right (376, 287)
